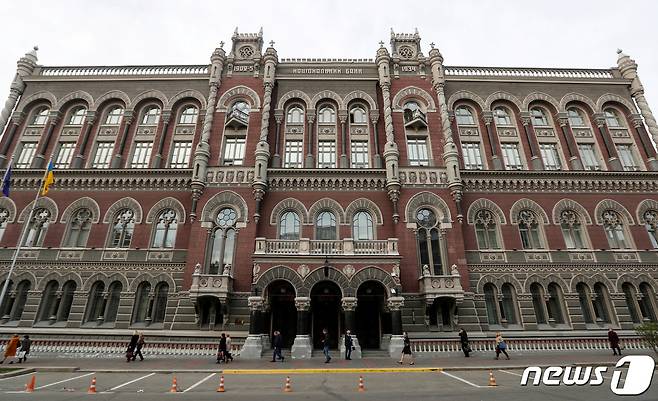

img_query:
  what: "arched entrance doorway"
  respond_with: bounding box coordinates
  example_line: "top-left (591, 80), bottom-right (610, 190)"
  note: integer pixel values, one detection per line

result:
top-left (356, 281), bottom-right (388, 349)
top-left (429, 297), bottom-right (457, 331)
top-left (197, 296), bottom-right (223, 329)
top-left (311, 281), bottom-right (342, 349)
top-left (265, 280), bottom-right (296, 348)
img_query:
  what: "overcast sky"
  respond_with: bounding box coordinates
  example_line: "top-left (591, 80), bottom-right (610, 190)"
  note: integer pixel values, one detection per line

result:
top-left (1, 0), bottom-right (657, 120)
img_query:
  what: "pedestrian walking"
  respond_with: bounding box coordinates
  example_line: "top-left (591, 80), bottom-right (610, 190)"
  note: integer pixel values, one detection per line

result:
top-left (217, 333), bottom-right (227, 363)
top-left (322, 328), bottom-right (331, 363)
top-left (225, 334), bottom-right (234, 362)
top-left (608, 328), bottom-right (622, 355)
top-left (126, 331), bottom-right (139, 363)
top-left (344, 330), bottom-right (353, 360)
top-left (17, 335), bottom-right (31, 363)
top-left (494, 332), bottom-right (510, 360)
top-left (271, 331), bottom-right (284, 362)
top-left (398, 332), bottom-right (415, 365)
top-left (458, 328), bottom-right (470, 357)
top-left (0, 334), bottom-right (20, 364)
top-left (132, 332), bottom-right (145, 361)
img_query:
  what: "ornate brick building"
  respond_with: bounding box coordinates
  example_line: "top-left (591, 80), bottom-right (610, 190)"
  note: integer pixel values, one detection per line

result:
top-left (0, 29), bottom-right (657, 358)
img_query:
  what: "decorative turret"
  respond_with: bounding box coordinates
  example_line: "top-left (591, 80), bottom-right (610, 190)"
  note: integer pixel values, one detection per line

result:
top-left (429, 43), bottom-right (463, 222)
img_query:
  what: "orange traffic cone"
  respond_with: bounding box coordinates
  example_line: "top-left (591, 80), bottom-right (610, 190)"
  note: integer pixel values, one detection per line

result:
top-left (358, 375), bottom-right (365, 392)
top-left (87, 376), bottom-right (97, 394)
top-left (488, 370), bottom-right (497, 387)
top-left (169, 376), bottom-right (179, 393)
top-left (25, 375), bottom-right (36, 393)
top-left (283, 376), bottom-right (292, 392)
top-left (216, 375), bottom-right (225, 393)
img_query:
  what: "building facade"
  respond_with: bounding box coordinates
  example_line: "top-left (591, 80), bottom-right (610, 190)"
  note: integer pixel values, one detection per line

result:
top-left (0, 29), bottom-right (657, 357)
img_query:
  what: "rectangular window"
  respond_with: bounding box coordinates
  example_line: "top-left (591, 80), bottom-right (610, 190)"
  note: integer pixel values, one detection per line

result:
top-left (407, 137), bottom-right (429, 166)
top-left (92, 142), bottom-right (114, 168)
top-left (461, 142), bottom-right (484, 170)
top-left (539, 143), bottom-right (562, 170)
top-left (15, 142), bottom-right (37, 168)
top-left (54, 142), bottom-right (76, 168)
top-left (284, 140), bottom-right (303, 168)
top-left (578, 144), bottom-right (601, 171)
top-left (131, 141), bottom-right (153, 168)
top-left (616, 144), bottom-right (639, 171)
top-left (222, 137), bottom-right (246, 166)
top-left (169, 141), bottom-right (192, 168)
top-left (350, 141), bottom-right (369, 168)
top-left (318, 140), bottom-right (336, 168)
top-left (501, 143), bottom-right (523, 170)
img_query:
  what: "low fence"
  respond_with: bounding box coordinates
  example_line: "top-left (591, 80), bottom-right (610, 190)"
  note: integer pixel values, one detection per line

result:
top-left (411, 337), bottom-right (650, 353)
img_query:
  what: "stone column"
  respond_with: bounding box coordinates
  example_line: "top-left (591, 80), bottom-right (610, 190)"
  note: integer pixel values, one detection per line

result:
top-left (387, 296), bottom-right (405, 357)
top-left (291, 296), bottom-right (312, 359)
top-left (370, 111), bottom-right (382, 168)
top-left (0, 47), bottom-right (38, 167)
top-left (71, 111), bottom-right (96, 168)
top-left (304, 113), bottom-right (315, 168)
top-left (482, 111), bottom-right (503, 170)
top-left (32, 111), bottom-right (61, 168)
top-left (109, 112), bottom-right (134, 169)
top-left (520, 114), bottom-right (544, 170)
top-left (340, 297), bottom-right (362, 359)
top-left (0, 113), bottom-right (24, 168)
top-left (151, 111), bottom-right (172, 168)
top-left (594, 114), bottom-right (622, 170)
top-left (271, 110), bottom-right (283, 167)
top-left (630, 114), bottom-right (658, 170)
top-left (241, 296), bottom-right (265, 359)
top-left (339, 110), bottom-right (348, 167)
top-left (557, 113), bottom-right (583, 170)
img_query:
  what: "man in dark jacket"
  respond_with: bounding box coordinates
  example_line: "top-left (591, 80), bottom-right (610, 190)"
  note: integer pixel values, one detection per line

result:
top-left (344, 330), bottom-right (353, 360)
top-left (322, 328), bottom-right (331, 363)
top-left (17, 335), bottom-right (31, 363)
top-left (217, 333), bottom-right (227, 363)
top-left (271, 331), bottom-right (284, 362)
top-left (608, 328), bottom-right (621, 355)
top-left (459, 328), bottom-right (470, 357)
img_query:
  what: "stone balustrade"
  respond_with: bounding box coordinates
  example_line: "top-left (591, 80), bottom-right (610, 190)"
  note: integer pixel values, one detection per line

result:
top-left (189, 273), bottom-right (232, 299)
top-left (445, 66), bottom-right (615, 79)
top-left (254, 238), bottom-right (399, 256)
top-left (419, 273), bottom-right (464, 299)
top-left (39, 65), bottom-right (209, 77)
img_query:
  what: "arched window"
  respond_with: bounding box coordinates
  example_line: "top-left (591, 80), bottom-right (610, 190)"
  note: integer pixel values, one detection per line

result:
top-left (31, 107), bottom-right (49, 125)
top-left (501, 283), bottom-right (518, 324)
top-left (37, 280), bottom-right (59, 322)
top-left (152, 282), bottom-right (169, 324)
top-left (287, 106), bottom-right (304, 124)
top-left (178, 106), bottom-right (198, 124)
top-left (602, 210), bottom-right (630, 249)
top-left (559, 210), bottom-right (586, 249)
top-left (530, 107), bottom-right (550, 126)
top-left (576, 282), bottom-right (594, 324)
top-left (622, 283), bottom-right (642, 323)
top-left (105, 106), bottom-right (124, 125)
top-left (0, 207), bottom-right (9, 243)
top-left (642, 210), bottom-right (658, 248)
top-left (493, 106), bottom-right (512, 126)
top-left (352, 211), bottom-right (374, 240)
top-left (104, 281), bottom-right (122, 324)
top-left (474, 210), bottom-right (500, 250)
top-left (567, 107), bottom-right (586, 127)
top-left (455, 106), bottom-right (475, 125)
top-left (152, 209), bottom-right (178, 248)
top-left (483, 283), bottom-right (499, 325)
top-left (141, 106), bottom-right (161, 125)
top-left (517, 210), bottom-right (544, 249)
top-left (546, 283), bottom-right (565, 324)
top-left (415, 208), bottom-right (443, 275)
top-left (639, 283), bottom-right (657, 321)
top-left (592, 283), bottom-right (612, 323)
top-left (530, 283), bottom-right (547, 324)
top-left (64, 208), bottom-right (92, 248)
top-left (68, 107), bottom-right (87, 125)
top-left (0, 280), bottom-right (13, 319)
top-left (208, 208), bottom-right (237, 274)
top-left (22, 208), bottom-right (51, 247)
top-left (109, 209), bottom-right (135, 248)
top-left (85, 281), bottom-right (105, 324)
top-left (279, 211), bottom-right (300, 240)
top-left (316, 211), bottom-right (337, 240)
top-left (604, 108), bottom-right (624, 127)
top-left (318, 106), bottom-right (336, 123)
top-left (133, 282), bottom-right (151, 324)
top-left (58, 280), bottom-right (76, 322)
top-left (9, 280), bottom-right (30, 321)
top-left (350, 106), bottom-right (367, 124)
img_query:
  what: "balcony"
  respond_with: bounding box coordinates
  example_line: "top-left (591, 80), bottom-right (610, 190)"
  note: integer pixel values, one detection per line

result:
top-left (254, 238), bottom-right (399, 256)
top-left (225, 107), bottom-right (249, 129)
top-left (418, 265), bottom-right (464, 300)
top-left (403, 109), bottom-right (427, 130)
top-left (189, 269), bottom-right (233, 300)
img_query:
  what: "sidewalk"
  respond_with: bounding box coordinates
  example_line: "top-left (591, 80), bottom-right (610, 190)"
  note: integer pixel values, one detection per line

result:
top-left (13, 349), bottom-right (657, 373)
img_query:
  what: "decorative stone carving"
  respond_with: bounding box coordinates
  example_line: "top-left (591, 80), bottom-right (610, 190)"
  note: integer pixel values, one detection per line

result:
top-left (252, 263), bottom-right (261, 282)
top-left (297, 264), bottom-right (309, 278)
top-left (294, 296), bottom-right (310, 311)
top-left (342, 265), bottom-right (355, 278)
top-left (341, 297), bottom-right (357, 312)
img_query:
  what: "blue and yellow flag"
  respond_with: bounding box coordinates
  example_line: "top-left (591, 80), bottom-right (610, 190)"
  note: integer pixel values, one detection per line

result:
top-left (41, 161), bottom-right (55, 196)
top-left (1, 162), bottom-right (11, 197)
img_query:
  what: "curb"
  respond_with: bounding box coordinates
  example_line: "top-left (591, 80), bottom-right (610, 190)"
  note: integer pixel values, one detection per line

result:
top-left (0, 368), bottom-right (34, 379)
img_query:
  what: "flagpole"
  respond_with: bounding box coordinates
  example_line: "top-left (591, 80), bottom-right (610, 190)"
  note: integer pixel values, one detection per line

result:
top-left (0, 159), bottom-right (51, 315)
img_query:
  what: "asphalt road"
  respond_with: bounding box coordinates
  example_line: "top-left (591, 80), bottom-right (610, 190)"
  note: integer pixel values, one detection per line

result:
top-left (0, 368), bottom-right (655, 401)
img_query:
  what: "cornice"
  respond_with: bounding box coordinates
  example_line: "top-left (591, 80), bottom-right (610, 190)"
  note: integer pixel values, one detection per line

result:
top-left (267, 168), bottom-right (387, 191)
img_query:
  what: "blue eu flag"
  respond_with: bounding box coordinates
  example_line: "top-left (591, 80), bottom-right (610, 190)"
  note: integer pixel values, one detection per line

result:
top-left (1, 163), bottom-right (11, 197)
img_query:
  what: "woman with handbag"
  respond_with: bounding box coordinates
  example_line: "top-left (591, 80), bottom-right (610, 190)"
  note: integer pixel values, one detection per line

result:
top-left (398, 332), bottom-right (415, 365)
top-left (494, 332), bottom-right (510, 360)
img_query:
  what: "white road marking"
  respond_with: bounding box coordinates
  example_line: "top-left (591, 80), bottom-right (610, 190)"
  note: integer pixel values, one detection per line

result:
top-left (499, 369), bottom-right (523, 377)
top-left (102, 372), bottom-right (156, 393)
top-left (441, 371), bottom-right (483, 388)
top-left (182, 373), bottom-right (216, 393)
top-left (35, 372), bottom-right (95, 390)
